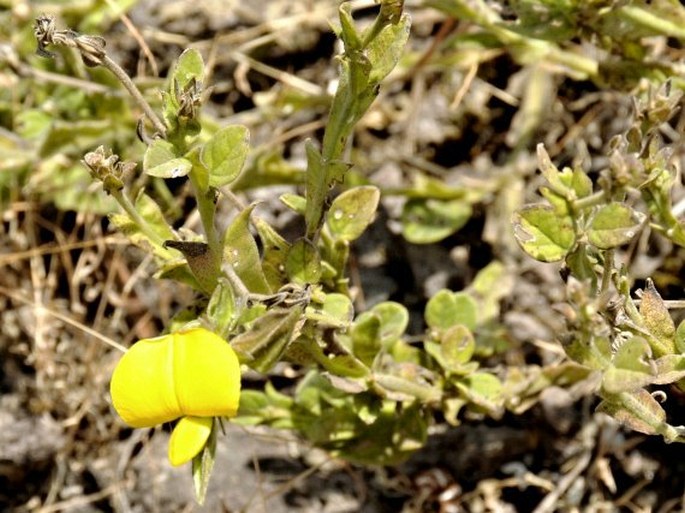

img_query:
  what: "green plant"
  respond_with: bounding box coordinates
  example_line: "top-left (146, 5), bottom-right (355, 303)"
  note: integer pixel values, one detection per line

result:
top-left (379, 0), bottom-right (685, 247)
top-left (25, 0), bottom-right (685, 507)
top-left (31, 2), bottom-right (521, 504)
top-left (514, 81), bottom-right (685, 443)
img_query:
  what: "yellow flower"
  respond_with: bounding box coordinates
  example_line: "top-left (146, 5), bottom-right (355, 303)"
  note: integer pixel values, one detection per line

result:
top-left (110, 328), bottom-right (241, 466)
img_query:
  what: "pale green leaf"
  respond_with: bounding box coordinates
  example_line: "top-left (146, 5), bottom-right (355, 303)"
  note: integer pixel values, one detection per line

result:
top-left (425, 290), bottom-right (478, 331)
top-left (513, 204), bottom-right (575, 262)
top-left (223, 205), bottom-right (271, 294)
top-left (327, 186), bottom-right (380, 241)
top-left (367, 13), bottom-right (411, 84)
top-left (231, 307), bottom-right (304, 372)
top-left (202, 125), bottom-right (250, 188)
top-left (639, 279), bottom-right (676, 356)
top-left (286, 239), bottom-right (322, 285)
top-left (371, 302), bottom-right (409, 346)
top-left (146, 157), bottom-right (193, 179)
top-left (173, 48), bottom-right (204, 90)
top-left (402, 198), bottom-right (472, 244)
top-left (351, 312), bottom-right (382, 366)
top-left (588, 203), bottom-right (645, 249)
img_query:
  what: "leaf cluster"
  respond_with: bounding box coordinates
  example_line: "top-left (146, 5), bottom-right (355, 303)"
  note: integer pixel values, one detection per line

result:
top-left (514, 81), bottom-right (685, 444)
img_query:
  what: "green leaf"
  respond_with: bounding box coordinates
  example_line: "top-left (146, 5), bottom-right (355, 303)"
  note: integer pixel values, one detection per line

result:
top-left (286, 239), bottom-right (322, 285)
top-left (325, 355), bottom-right (371, 379)
top-left (373, 372), bottom-right (442, 403)
top-left (32, 161), bottom-right (117, 215)
top-left (201, 125), bottom-right (250, 188)
top-left (441, 325), bottom-right (475, 366)
top-left (351, 312), bottom-right (382, 366)
top-left (639, 279), bottom-right (676, 356)
top-left (443, 397), bottom-right (467, 426)
top-left (327, 186), bottom-right (380, 241)
top-left (587, 203), bottom-right (645, 249)
top-left (469, 261), bottom-right (512, 323)
top-left (338, 3), bottom-right (363, 50)
top-left (231, 306), bottom-right (305, 372)
top-left (280, 193), bottom-right (307, 215)
top-left (536, 144), bottom-right (565, 195)
top-left (253, 218), bottom-right (290, 291)
top-left (653, 354), bottom-right (685, 385)
top-left (304, 140), bottom-right (325, 235)
top-left (676, 319), bottom-right (685, 353)
top-left (143, 139), bottom-right (176, 171)
top-left (108, 191), bottom-right (174, 260)
top-left (206, 278), bottom-right (235, 337)
top-left (291, 337), bottom-right (369, 378)
top-left (223, 205), bottom-right (271, 294)
top-left (16, 109), bottom-right (52, 140)
top-left (457, 372), bottom-right (504, 417)
top-left (425, 290), bottom-right (478, 331)
top-left (146, 158), bottom-right (193, 179)
top-left (597, 389), bottom-right (683, 442)
top-left (236, 387), bottom-right (295, 428)
top-left (304, 140), bottom-right (352, 239)
top-left (307, 293), bottom-right (354, 328)
top-left (142, 138), bottom-right (192, 178)
top-left (235, 390), bottom-right (270, 425)
top-left (192, 420), bottom-right (216, 506)
top-left (565, 245), bottom-right (599, 288)
top-left (371, 302), bottom-right (409, 346)
top-left (602, 337), bottom-right (655, 394)
top-left (38, 119), bottom-right (112, 157)
top-left (155, 260), bottom-right (201, 290)
top-left (512, 204), bottom-right (576, 262)
top-left (401, 173), bottom-right (474, 201)
top-left (540, 187), bottom-right (570, 215)
top-left (366, 13), bottom-right (411, 85)
top-left (567, 167), bottom-right (593, 199)
top-left (402, 198), bottom-right (472, 244)
top-left (173, 48), bottom-right (204, 90)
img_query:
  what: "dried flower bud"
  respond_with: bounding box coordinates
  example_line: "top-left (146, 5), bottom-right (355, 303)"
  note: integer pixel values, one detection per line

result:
top-left (82, 146), bottom-right (136, 194)
top-left (33, 14), bottom-right (105, 67)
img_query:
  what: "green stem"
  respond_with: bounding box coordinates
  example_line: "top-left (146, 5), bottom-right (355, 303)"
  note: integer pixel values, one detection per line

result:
top-left (101, 55), bottom-right (167, 137)
top-left (600, 250), bottom-right (613, 296)
top-left (545, 46), bottom-right (598, 79)
top-left (321, 229), bottom-right (350, 295)
top-left (374, 374), bottom-right (441, 403)
top-left (305, 70), bottom-right (357, 241)
top-left (617, 6), bottom-right (685, 41)
top-left (188, 171), bottom-right (221, 255)
top-left (573, 190), bottom-right (607, 211)
top-left (616, 272), bottom-right (641, 326)
top-left (111, 189), bottom-right (166, 247)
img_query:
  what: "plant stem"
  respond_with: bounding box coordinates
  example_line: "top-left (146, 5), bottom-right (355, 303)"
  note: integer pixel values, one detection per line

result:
top-left (600, 250), bottom-right (613, 296)
top-left (618, 6), bottom-right (685, 40)
top-left (101, 55), bottom-right (167, 136)
top-left (188, 171), bottom-right (221, 255)
top-left (573, 190), bottom-right (607, 211)
top-left (110, 189), bottom-right (167, 248)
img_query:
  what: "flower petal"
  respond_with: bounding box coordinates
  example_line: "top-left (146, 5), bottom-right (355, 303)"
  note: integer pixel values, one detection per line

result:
top-left (168, 416), bottom-right (213, 466)
top-left (110, 334), bottom-right (180, 427)
top-left (172, 328), bottom-right (241, 418)
top-left (110, 328), bottom-right (242, 428)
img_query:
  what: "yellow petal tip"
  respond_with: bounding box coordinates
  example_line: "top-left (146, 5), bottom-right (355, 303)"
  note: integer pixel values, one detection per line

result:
top-left (169, 416), bottom-right (213, 466)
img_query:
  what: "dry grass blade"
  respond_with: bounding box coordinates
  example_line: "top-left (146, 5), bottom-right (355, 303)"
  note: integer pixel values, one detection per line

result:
top-left (0, 285), bottom-right (127, 353)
